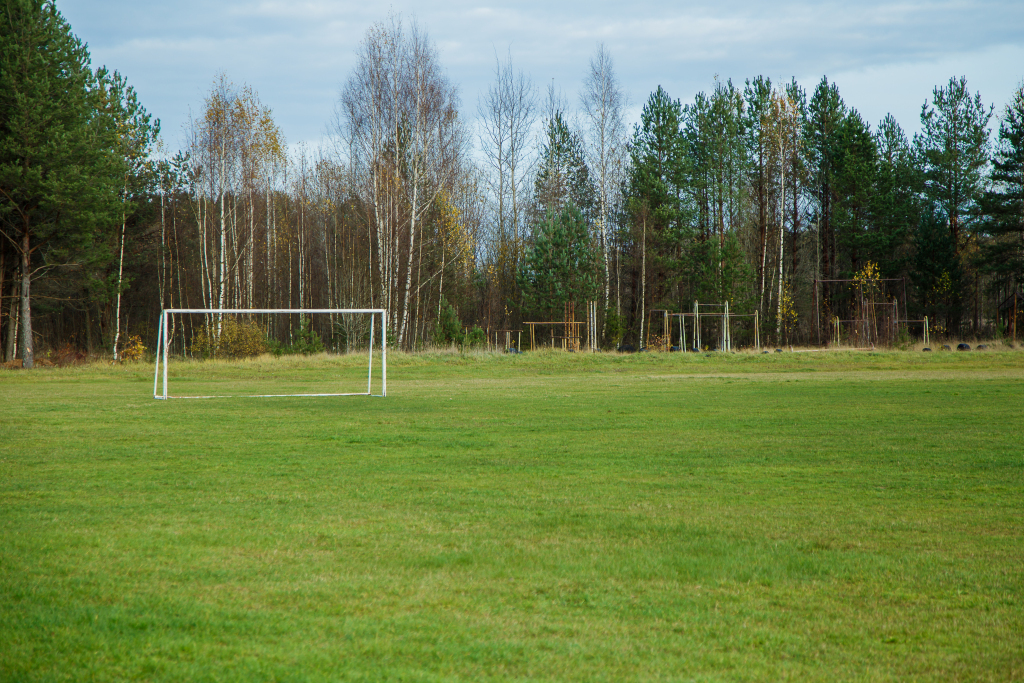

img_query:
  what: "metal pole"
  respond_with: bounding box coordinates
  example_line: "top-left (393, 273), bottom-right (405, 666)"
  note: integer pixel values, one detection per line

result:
top-left (368, 313), bottom-right (375, 395)
top-left (694, 300), bottom-right (700, 351)
top-left (924, 316), bottom-right (929, 346)
top-left (1013, 294), bottom-right (1018, 344)
top-left (162, 310), bottom-right (169, 399)
top-left (153, 311), bottom-right (163, 398)
top-left (814, 278), bottom-right (820, 346)
top-left (382, 310), bottom-right (387, 397)
top-left (725, 300), bottom-right (730, 351)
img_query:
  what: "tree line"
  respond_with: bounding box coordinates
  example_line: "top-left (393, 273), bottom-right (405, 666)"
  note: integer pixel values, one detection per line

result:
top-left (2, 4), bottom-right (1023, 366)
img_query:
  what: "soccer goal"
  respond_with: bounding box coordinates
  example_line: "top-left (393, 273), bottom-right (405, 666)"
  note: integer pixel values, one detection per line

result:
top-left (152, 309), bottom-right (387, 400)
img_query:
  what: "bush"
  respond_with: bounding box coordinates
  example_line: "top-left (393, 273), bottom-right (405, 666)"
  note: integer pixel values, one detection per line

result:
top-left (270, 317), bottom-right (324, 356)
top-left (603, 308), bottom-right (623, 349)
top-left (191, 319), bottom-right (268, 359)
top-left (119, 335), bottom-right (147, 362)
top-left (463, 325), bottom-right (485, 348)
top-left (433, 297), bottom-right (462, 346)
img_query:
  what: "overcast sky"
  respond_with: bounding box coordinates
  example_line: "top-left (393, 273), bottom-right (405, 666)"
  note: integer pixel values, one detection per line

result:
top-left (59, 0), bottom-right (1024, 154)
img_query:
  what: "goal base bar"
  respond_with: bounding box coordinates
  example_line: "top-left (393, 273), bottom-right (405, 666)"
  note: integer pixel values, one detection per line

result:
top-left (155, 392), bottom-right (381, 400)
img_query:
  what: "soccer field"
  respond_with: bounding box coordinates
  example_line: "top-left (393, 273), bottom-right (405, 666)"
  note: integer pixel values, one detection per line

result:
top-left (1, 350), bottom-right (1022, 681)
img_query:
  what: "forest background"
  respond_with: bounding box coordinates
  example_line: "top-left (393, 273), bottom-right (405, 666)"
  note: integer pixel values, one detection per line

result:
top-left (2, 0), bottom-right (1024, 367)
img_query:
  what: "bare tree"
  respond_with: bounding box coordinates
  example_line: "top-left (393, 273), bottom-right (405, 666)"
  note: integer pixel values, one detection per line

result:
top-left (338, 15), bottom-right (467, 348)
top-left (186, 75), bottom-right (285, 334)
top-left (580, 44), bottom-right (626, 315)
top-left (477, 50), bottom-right (537, 324)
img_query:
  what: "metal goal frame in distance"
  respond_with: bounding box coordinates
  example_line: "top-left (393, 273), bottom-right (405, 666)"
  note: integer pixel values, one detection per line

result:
top-left (152, 308), bottom-right (387, 400)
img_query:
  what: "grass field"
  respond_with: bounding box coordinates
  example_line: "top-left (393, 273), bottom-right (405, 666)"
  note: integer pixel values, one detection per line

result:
top-left (2, 349), bottom-right (1022, 681)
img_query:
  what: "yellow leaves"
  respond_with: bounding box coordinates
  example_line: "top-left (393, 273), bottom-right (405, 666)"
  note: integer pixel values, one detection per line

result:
top-left (190, 319), bottom-right (268, 359)
top-left (196, 74), bottom-right (286, 188)
top-left (118, 335), bottom-right (146, 363)
top-left (437, 190), bottom-right (475, 270)
top-left (779, 282), bottom-right (798, 331)
top-left (853, 261), bottom-right (882, 297)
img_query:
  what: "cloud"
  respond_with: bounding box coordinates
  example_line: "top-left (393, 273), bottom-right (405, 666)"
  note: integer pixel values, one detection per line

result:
top-left (56, 0), bottom-right (1024, 150)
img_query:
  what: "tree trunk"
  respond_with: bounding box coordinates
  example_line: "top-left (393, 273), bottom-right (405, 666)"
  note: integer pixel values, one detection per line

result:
top-left (6, 282), bottom-right (18, 362)
top-left (159, 188), bottom-right (166, 310)
top-left (399, 174), bottom-right (419, 347)
top-left (112, 207), bottom-right (127, 361)
top-left (20, 228), bottom-right (33, 368)
top-left (639, 216), bottom-right (646, 347)
top-left (776, 136), bottom-right (786, 342)
top-left (0, 248), bottom-right (5, 357)
top-left (85, 304), bottom-right (93, 355)
top-left (218, 154), bottom-right (226, 334)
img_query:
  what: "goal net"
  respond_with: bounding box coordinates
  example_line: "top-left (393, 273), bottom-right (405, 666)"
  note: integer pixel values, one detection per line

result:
top-left (153, 309), bottom-right (387, 399)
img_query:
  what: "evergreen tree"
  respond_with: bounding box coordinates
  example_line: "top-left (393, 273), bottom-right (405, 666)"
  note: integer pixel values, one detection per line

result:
top-left (533, 111), bottom-right (595, 221)
top-left (912, 205), bottom-right (961, 330)
top-left (782, 79), bottom-right (809, 285)
top-left (915, 76), bottom-right (992, 330)
top-left (0, 0), bottom-right (118, 367)
top-left (980, 83), bottom-right (1024, 307)
top-left (916, 76), bottom-right (992, 255)
top-left (98, 70), bottom-right (161, 359)
top-left (805, 77), bottom-right (847, 285)
top-left (625, 86), bottom-right (688, 338)
top-left (628, 86), bottom-right (687, 228)
top-left (682, 80), bottom-right (751, 304)
top-left (869, 114), bottom-right (920, 278)
top-left (684, 80), bottom-right (746, 248)
top-left (832, 109), bottom-right (878, 275)
top-left (518, 203), bottom-right (599, 320)
top-left (743, 75), bottom-right (775, 299)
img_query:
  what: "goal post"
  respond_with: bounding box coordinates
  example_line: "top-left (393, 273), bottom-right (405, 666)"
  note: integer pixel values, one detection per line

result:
top-left (153, 308), bottom-right (387, 400)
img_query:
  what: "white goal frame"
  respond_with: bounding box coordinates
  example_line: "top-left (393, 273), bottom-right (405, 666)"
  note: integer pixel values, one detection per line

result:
top-left (153, 308), bottom-right (387, 400)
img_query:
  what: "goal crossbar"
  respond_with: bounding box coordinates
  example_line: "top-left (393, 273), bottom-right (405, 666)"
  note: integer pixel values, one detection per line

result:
top-left (153, 308), bottom-right (387, 400)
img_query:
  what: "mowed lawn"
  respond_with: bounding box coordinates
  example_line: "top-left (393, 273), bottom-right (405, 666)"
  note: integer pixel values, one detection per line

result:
top-left (1, 350), bottom-right (1022, 681)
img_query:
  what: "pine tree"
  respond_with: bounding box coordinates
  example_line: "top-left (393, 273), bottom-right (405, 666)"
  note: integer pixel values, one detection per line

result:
top-left (0, 0), bottom-right (118, 368)
top-left (626, 86), bottom-right (688, 340)
top-left (869, 114), bottom-right (920, 278)
top-left (832, 109), bottom-right (878, 276)
top-left (533, 111), bottom-right (596, 221)
top-left (915, 76), bottom-right (992, 330)
top-left (980, 83), bottom-right (1024, 307)
top-left (916, 76), bottom-right (992, 255)
top-left (101, 70), bottom-right (161, 360)
top-left (518, 204), bottom-right (599, 321)
top-left (682, 80), bottom-right (750, 304)
top-left (805, 77), bottom-right (847, 285)
top-left (744, 75), bottom-right (776, 302)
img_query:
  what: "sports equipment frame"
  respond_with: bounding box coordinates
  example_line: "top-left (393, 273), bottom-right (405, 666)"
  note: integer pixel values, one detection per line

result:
top-left (152, 308), bottom-right (387, 400)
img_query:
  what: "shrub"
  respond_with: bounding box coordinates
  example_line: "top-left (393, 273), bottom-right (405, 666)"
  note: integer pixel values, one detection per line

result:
top-left (120, 335), bottom-right (147, 362)
top-left (603, 308), bottom-right (623, 349)
top-left (270, 317), bottom-right (324, 356)
top-left (51, 343), bottom-right (86, 367)
top-left (433, 297), bottom-right (462, 346)
top-left (190, 319), bottom-right (268, 359)
top-left (463, 325), bottom-right (485, 348)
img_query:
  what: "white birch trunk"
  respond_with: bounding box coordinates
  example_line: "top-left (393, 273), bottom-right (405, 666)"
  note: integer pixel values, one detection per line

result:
top-left (112, 207), bottom-right (126, 361)
top-left (218, 152), bottom-right (226, 335)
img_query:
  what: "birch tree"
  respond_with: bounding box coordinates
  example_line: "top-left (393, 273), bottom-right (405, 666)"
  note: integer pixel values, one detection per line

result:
top-left (104, 70), bottom-right (159, 361)
top-left (338, 15), bottom-right (466, 348)
top-left (478, 51), bottom-right (537, 324)
top-left (580, 44), bottom-right (626, 314)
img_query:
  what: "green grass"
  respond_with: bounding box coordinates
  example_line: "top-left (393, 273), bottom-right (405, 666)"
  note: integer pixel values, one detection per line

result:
top-left (1, 349), bottom-right (1023, 681)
